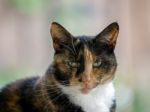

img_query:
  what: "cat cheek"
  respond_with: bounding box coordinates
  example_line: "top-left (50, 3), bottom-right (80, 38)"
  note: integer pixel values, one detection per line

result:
top-left (100, 74), bottom-right (114, 84)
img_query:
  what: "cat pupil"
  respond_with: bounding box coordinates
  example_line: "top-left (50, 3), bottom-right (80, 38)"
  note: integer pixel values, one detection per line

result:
top-left (68, 60), bottom-right (102, 68)
top-left (68, 59), bottom-right (102, 68)
top-left (68, 61), bottom-right (79, 67)
top-left (93, 60), bottom-right (102, 67)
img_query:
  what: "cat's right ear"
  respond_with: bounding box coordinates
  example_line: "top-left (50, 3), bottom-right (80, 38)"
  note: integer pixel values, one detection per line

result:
top-left (95, 22), bottom-right (119, 50)
top-left (50, 22), bottom-right (73, 50)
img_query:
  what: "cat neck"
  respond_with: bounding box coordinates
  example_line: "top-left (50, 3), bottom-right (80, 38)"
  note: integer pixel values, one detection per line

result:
top-left (59, 82), bottom-right (115, 112)
top-left (35, 76), bottom-right (84, 112)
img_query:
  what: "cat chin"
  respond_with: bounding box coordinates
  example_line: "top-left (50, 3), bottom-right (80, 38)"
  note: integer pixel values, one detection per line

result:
top-left (58, 81), bottom-right (114, 96)
top-left (80, 88), bottom-right (91, 94)
top-left (58, 82), bottom-right (115, 112)
top-left (58, 83), bottom-right (98, 95)
top-left (80, 83), bottom-right (99, 94)
top-left (79, 81), bottom-right (112, 94)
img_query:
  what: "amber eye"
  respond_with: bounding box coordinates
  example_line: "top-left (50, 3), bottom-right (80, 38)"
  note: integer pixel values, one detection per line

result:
top-left (93, 60), bottom-right (102, 67)
top-left (68, 61), bottom-right (80, 68)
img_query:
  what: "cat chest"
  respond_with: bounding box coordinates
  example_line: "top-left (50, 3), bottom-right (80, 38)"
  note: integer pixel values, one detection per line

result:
top-left (72, 94), bottom-right (113, 112)
top-left (59, 83), bottom-right (115, 112)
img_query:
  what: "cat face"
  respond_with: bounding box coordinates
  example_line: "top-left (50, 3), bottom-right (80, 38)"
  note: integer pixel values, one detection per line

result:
top-left (50, 22), bottom-right (119, 94)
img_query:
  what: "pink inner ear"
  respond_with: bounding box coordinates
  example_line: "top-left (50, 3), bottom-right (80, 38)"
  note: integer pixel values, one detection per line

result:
top-left (96, 22), bottom-right (119, 49)
top-left (108, 28), bottom-right (119, 45)
top-left (50, 22), bottom-right (72, 42)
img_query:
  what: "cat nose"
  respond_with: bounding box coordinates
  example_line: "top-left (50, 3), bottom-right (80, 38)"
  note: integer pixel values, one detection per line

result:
top-left (82, 75), bottom-right (91, 84)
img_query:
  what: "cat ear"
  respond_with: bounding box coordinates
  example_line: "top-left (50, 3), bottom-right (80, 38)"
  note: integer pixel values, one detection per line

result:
top-left (96, 22), bottom-right (119, 50)
top-left (50, 22), bottom-right (73, 50)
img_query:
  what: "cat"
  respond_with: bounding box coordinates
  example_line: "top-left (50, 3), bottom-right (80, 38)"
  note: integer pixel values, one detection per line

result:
top-left (0, 22), bottom-right (119, 112)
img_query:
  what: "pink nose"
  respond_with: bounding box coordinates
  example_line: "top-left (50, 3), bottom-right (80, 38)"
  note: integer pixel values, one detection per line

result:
top-left (82, 75), bottom-right (91, 84)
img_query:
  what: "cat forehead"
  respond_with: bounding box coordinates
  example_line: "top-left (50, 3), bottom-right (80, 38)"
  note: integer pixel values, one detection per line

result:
top-left (75, 36), bottom-right (93, 50)
top-left (77, 36), bottom-right (93, 43)
top-left (73, 37), bottom-right (91, 54)
top-left (74, 36), bottom-right (107, 56)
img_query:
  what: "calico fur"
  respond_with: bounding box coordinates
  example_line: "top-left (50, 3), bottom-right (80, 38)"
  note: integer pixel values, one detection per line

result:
top-left (0, 22), bottom-right (119, 112)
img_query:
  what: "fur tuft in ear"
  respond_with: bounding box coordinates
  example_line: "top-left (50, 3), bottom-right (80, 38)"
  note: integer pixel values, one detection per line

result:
top-left (50, 22), bottom-right (73, 50)
top-left (96, 22), bottom-right (119, 50)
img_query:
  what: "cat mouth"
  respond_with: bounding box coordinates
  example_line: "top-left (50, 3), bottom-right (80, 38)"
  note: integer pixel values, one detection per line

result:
top-left (80, 83), bottom-right (99, 94)
top-left (80, 87), bottom-right (91, 94)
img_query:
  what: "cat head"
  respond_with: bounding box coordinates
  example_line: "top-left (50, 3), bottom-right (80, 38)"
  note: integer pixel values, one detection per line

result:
top-left (50, 22), bottom-right (119, 94)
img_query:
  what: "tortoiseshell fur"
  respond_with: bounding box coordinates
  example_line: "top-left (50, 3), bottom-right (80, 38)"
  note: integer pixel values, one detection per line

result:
top-left (0, 22), bottom-right (119, 112)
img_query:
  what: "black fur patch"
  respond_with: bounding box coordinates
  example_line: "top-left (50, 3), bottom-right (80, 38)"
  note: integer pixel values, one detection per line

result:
top-left (46, 86), bottom-right (84, 112)
top-left (110, 99), bottom-right (116, 112)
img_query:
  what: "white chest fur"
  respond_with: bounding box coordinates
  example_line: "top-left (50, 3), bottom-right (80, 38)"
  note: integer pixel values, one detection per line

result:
top-left (59, 82), bottom-right (115, 112)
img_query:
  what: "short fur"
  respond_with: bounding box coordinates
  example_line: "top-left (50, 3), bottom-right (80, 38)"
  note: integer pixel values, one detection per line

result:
top-left (0, 22), bottom-right (119, 112)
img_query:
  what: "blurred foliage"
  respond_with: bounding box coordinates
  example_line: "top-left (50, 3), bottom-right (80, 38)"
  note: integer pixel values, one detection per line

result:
top-left (133, 91), bottom-right (145, 112)
top-left (8, 0), bottom-right (49, 14)
top-left (0, 68), bottom-right (33, 88)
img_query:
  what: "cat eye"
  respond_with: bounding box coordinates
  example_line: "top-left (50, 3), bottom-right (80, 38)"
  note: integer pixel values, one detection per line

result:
top-left (93, 60), bottom-right (102, 67)
top-left (68, 61), bottom-right (80, 68)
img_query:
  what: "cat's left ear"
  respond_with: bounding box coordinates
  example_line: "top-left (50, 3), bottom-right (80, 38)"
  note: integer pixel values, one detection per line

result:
top-left (50, 22), bottom-right (73, 50)
top-left (95, 22), bottom-right (119, 50)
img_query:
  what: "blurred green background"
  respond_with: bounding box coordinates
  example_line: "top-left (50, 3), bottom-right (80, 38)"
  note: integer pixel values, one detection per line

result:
top-left (0, 0), bottom-right (150, 112)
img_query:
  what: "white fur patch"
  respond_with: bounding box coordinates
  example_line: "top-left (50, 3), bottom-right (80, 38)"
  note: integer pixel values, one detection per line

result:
top-left (58, 82), bottom-right (115, 112)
